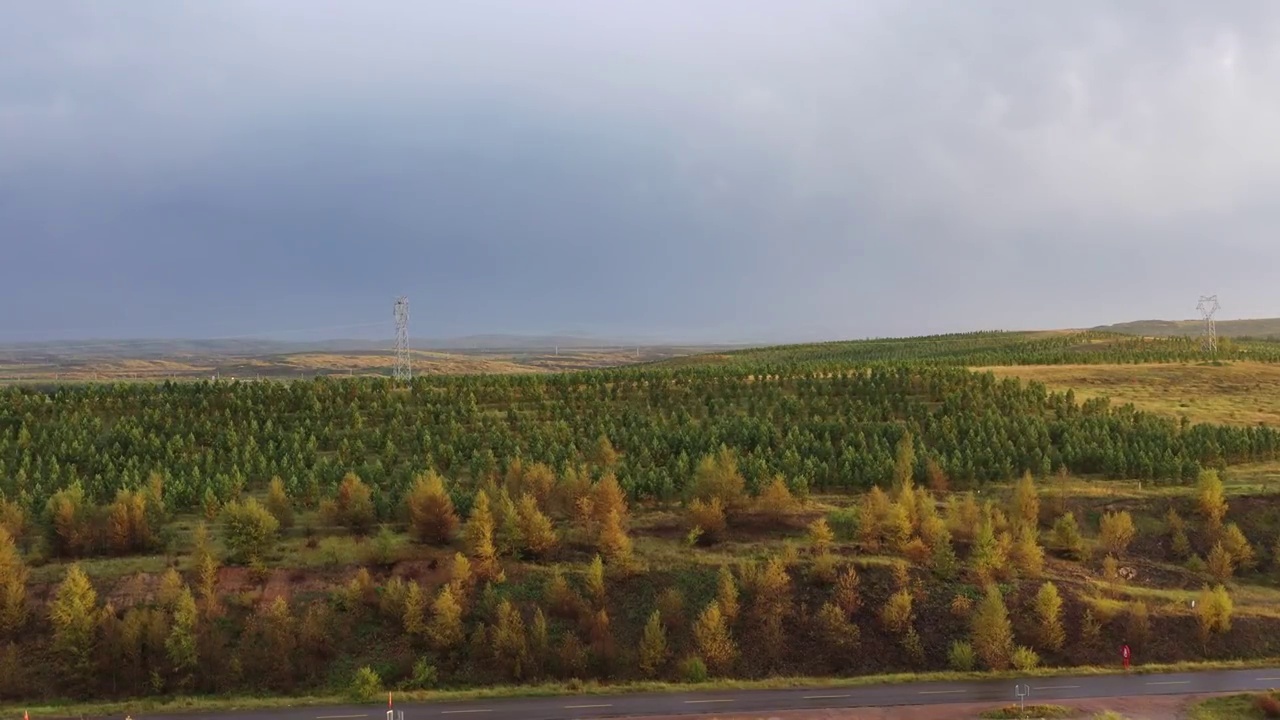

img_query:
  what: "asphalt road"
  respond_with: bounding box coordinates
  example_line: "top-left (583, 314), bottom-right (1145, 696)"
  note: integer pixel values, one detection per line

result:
top-left (132, 666), bottom-right (1280, 720)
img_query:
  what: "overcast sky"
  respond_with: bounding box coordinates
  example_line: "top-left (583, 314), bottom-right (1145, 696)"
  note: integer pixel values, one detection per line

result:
top-left (3, 1), bottom-right (1279, 343)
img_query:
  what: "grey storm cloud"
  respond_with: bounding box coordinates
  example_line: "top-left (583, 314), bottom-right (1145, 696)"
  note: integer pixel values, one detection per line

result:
top-left (2, 0), bottom-right (1279, 343)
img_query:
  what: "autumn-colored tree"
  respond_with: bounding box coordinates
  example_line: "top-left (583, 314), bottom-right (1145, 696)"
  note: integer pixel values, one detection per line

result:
top-left (406, 471), bottom-right (459, 545)
top-left (751, 556), bottom-right (793, 651)
top-left (859, 487), bottom-right (890, 550)
top-left (553, 464), bottom-right (594, 520)
top-left (1127, 600), bottom-right (1150, 648)
top-left (394, 578), bottom-right (424, 637)
top-left (464, 490), bottom-right (502, 581)
top-left (297, 601), bottom-right (335, 683)
top-left (897, 479), bottom-right (919, 532)
top-left (492, 599), bottom-right (530, 680)
top-left (49, 564), bottom-right (99, 690)
top-left (716, 566), bottom-right (740, 625)
top-left (969, 519), bottom-right (1005, 585)
top-left (586, 608), bottom-right (615, 673)
top-left (449, 552), bottom-right (474, 607)
top-left (597, 508), bottom-right (632, 565)
top-left (1099, 510), bottom-right (1136, 556)
top-left (1033, 582), bottom-right (1065, 652)
top-left (970, 585), bottom-right (1014, 671)
top-left (220, 496), bottom-right (279, 565)
top-left (1166, 507), bottom-right (1192, 559)
top-left (1080, 608), bottom-right (1102, 646)
top-left (929, 526), bottom-right (959, 580)
top-left (586, 433), bottom-right (618, 470)
top-left (157, 566), bottom-right (185, 609)
top-left (1198, 469), bottom-right (1228, 531)
top-left (657, 587), bottom-right (685, 632)
top-left (1010, 471), bottom-right (1040, 531)
top-left (1102, 554), bottom-right (1121, 582)
top-left (893, 431), bottom-right (916, 494)
top-left (323, 472), bottom-right (377, 535)
top-left (689, 446), bottom-right (747, 512)
top-left (755, 475), bottom-right (798, 524)
top-left (1207, 542), bottom-right (1235, 582)
top-left (946, 492), bottom-right (982, 544)
top-left (265, 476), bottom-right (295, 530)
top-left (165, 586), bottom-right (199, 689)
top-left (544, 568), bottom-right (584, 620)
top-left (45, 482), bottom-right (95, 558)
top-left (589, 472), bottom-right (629, 527)
top-left (816, 600), bottom-right (860, 652)
top-left (884, 502), bottom-right (913, 552)
top-left (0, 526), bottom-right (28, 637)
top-left (918, 503), bottom-right (947, 549)
top-left (1050, 512), bottom-right (1086, 561)
top-left (428, 584), bottom-right (465, 653)
top-left (1221, 523), bottom-right (1256, 572)
top-left (808, 517), bottom-right (835, 555)
top-left (1010, 524), bottom-right (1045, 580)
top-left (891, 558), bottom-right (913, 592)
top-left (193, 526), bottom-right (222, 620)
top-left (253, 596), bottom-right (297, 691)
top-left (1196, 584), bottom-right (1233, 642)
top-left (585, 554), bottom-right (607, 608)
top-left (556, 630), bottom-right (588, 680)
top-left (0, 498), bottom-right (25, 545)
top-left (516, 493), bottom-right (557, 559)
top-left (509, 461), bottom-right (555, 509)
top-left (106, 488), bottom-right (151, 554)
top-left (529, 607), bottom-right (551, 679)
top-left (638, 609), bottom-right (669, 677)
top-left (693, 601), bottom-right (737, 675)
top-left (687, 497), bottom-right (728, 543)
top-left (919, 457), bottom-right (946, 495)
top-left (881, 590), bottom-right (913, 635)
top-left (833, 564), bottom-right (861, 616)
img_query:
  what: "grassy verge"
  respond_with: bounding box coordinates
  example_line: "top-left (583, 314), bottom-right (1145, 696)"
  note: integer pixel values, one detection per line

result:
top-left (1186, 692), bottom-right (1279, 720)
top-left (980, 705), bottom-right (1073, 719)
top-left (8, 658), bottom-right (1280, 718)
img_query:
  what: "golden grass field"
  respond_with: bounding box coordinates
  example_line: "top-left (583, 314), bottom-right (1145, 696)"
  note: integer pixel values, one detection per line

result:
top-left (0, 347), bottom-right (704, 383)
top-left (976, 362), bottom-right (1280, 427)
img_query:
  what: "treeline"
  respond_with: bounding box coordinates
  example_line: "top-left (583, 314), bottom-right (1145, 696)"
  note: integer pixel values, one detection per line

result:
top-left (663, 330), bottom-right (1280, 370)
top-left (2, 365), bottom-right (1278, 526)
top-left (1, 464), bottom-right (1269, 702)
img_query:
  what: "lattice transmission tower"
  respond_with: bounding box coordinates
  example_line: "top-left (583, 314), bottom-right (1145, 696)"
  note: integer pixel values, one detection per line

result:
top-left (393, 296), bottom-right (412, 381)
top-left (1197, 294), bottom-right (1220, 355)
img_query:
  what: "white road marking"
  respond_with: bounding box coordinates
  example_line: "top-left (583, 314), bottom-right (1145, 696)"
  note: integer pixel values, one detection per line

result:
top-left (803, 694), bottom-right (852, 700)
top-left (919, 690), bottom-right (967, 695)
top-left (1259, 677), bottom-right (1280, 682)
top-left (1033, 685), bottom-right (1081, 690)
top-left (317, 716), bottom-right (368, 719)
top-left (564, 705), bottom-right (613, 709)
top-left (441, 711), bottom-right (493, 715)
top-left (684, 699), bottom-right (734, 704)
top-left (1145, 681), bottom-right (1190, 686)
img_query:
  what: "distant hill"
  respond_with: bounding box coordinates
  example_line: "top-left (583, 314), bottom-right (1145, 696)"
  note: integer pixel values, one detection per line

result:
top-left (1094, 318), bottom-right (1280, 339)
top-left (0, 333), bottom-right (731, 360)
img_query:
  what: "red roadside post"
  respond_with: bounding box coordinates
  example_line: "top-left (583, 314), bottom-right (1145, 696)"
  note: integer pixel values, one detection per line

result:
top-left (1122, 643), bottom-right (1131, 671)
